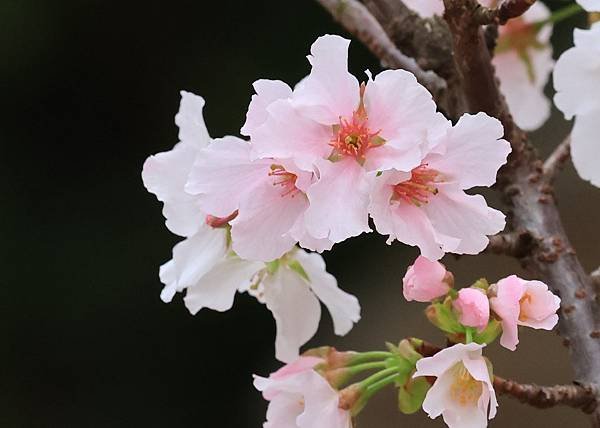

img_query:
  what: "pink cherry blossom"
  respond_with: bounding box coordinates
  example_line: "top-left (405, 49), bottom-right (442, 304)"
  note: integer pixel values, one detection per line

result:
top-left (414, 343), bottom-right (498, 428)
top-left (369, 113), bottom-right (510, 260)
top-left (254, 357), bottom-right (352, 428)
top-left (185, 136), bottom-right (332, 262)
top-left (403, 256), bottom-right (452, 302)
top-left (248, 34), bottom-right (445, 244)
top-left (490, 275), bottom-right (561, 351)
top-left (453, 288), bottom-right (490, 331)
top-left (553, 23), bottom-right (600, 187)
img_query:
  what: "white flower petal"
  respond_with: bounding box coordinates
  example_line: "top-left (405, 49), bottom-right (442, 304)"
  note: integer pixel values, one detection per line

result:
top-left (185, 136), bottom-right (268, 217)
top-left (241, 79), bottom-right (293, 136)
top-left (571, 110), bottom-right (600, 187)
top-left (142, 142), bottom-right (204, 237)
top-left (263, 268), bottom-right (322, 363)
top-left (292, 35), bottom-right (360, 125)
top-left (295, 250), bottom-right (360, 336)
top-left (183, 257), bottom-right (262, 314)
top-left (577, 0), bottom-right (600, 11)
top-left (175, 91), bottom-right (211, 149)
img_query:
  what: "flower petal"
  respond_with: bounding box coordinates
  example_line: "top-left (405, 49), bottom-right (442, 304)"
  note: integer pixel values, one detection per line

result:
top-left (427, 113), bottom-right (510, 188)
top-left (295, 250), bottom-right (361, 336)
top-left (571, 110), bottom-right (600, 187)
top-left (241, 79), bottom-right (293, 136)
top-left (304, 158), bottom-right (371, 243)
top-left (263, 267), bottom-right (322, 363)
top-left (183, 257), bottom-right (263, 314)
top-left (175, 91), bottom-right (211, 149)
top-left (292, 35), bottom-right (360, 125)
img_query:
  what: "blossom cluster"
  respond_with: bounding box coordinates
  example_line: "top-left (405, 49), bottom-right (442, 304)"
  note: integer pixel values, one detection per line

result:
top-left (142, 34), bottom-right (511, 362)
top-left (138, 5), bottom-right (595, 425)
top-left (254, 258), bottom-right (560, 428)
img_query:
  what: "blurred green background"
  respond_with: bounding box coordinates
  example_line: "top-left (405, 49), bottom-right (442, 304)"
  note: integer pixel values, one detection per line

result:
top-left (1, 0), bottom-right (597, 426)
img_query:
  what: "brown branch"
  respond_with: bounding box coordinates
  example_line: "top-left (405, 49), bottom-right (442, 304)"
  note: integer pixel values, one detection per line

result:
top-left (442, 0), bottom-right (600, 425)
top-left (494, 376), bottom-right (598, 413)
top-left (486, 231), bottom-right (535, 257)
top-left (314, 0), bottom-right (446, 100)
top-left (476, 0), bottom-right (538, 25)
top-left (543, 136), bottom-right (571, 184)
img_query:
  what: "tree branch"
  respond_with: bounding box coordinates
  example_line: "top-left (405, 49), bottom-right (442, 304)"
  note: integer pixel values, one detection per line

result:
top-left (486, 231), bottom-right (536, 257)
top-left (494, 376), bottom-right (598, 413)
top-left (442, 0), bottom-right (600, 425)
top-left (314, 0), bottom-right (446, 99)
top-left (476, 0), bottom-right (538, 25)
top-left (543, 136), bottom-right (571, 185)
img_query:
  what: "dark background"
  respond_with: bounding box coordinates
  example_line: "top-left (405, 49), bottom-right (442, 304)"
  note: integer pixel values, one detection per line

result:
top-left (1, 1), bottom-right (597, 427)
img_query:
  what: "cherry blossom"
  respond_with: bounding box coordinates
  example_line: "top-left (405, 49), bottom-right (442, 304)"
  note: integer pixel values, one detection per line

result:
top-left (254, 356), bottom-right (352, 428)
top-left (453, 288), bottom-right (490, 331)
top-left (369, 113), bottom-right (510, 260)
top-left (490, 275), bottom-right (561, 351)
top-left (247, 34), bottom-right (446, 244)
top-left (553, 23), bottom-right (600, 187)
top-left (186, 135), bottom-right (332, 262)
top-left (143, 91), bottom-right (359, 362)
top-left (403, 256), bottom-right (453, 302)
top-left (414, 343), bottom-right (498, 428)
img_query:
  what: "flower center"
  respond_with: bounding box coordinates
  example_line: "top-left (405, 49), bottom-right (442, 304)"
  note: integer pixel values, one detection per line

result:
top-left (330, 83), bottom-right (382, 163)
top-left (331, 111), bottom-right (379, 161)
top-left (269, 165), bottom-right (300, 198)
top-left (392, 165), bottom-right (441, 206)
top-left (449, 363), bottom-right (483, 407)
top-left (518, 291), bottom-right (533, 322)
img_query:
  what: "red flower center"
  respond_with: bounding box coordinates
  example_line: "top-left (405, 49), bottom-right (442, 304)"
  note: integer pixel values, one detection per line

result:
top-left (392, 165), bottom-right (441, 206)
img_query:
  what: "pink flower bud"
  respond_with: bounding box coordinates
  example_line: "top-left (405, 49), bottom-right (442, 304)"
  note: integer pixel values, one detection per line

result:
top-left (490, 275), bottom-right (561, 351)
top-left (403, 256), bottom-right (453, 302)
top-left (453, 288), bottom-right (490, 331)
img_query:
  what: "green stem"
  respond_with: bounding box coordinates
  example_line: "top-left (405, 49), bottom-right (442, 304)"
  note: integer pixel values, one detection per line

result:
top-left (465, 328), bottom-right (474, 344)
top-left (351, 372), bottom-right (402, 416)
top-left (358, 367), bottom-right (400, 389)
top-left (348, 351), bottom-right (394, 365)
top-left (535, 3), bottom-right (583, 29)
top-left (347, 361), bottom-right (388, 375)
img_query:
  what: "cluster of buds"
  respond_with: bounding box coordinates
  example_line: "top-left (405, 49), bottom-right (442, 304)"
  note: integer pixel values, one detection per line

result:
top-left (406, 256), bottom-right (561, 351)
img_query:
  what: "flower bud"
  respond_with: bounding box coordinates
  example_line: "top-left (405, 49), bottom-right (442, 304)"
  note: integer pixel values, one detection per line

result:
top-left (453, 288), bottom-right (490, 331)
top-left (403, 256), bottom-right (453, 302)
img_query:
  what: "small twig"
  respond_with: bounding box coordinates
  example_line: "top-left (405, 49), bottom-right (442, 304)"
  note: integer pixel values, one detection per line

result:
top-left (543, 136), bottom-right (571, 184)
top-left (486, 231), bottom-right (536, 258)
top-left (476, 0), bottom-right (538, 25)
top-left (314, 0), bottom-right (447, 99)
top-left (494, 376), bottom-right (598, 413)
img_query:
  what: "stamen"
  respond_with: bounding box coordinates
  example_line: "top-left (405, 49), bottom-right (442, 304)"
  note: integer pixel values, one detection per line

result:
top-left (269, 165), bottom-right (300, 198)
top-left (449, 363), bottom-right (483, 407)
top-left (392, 165), bottom-right (441, 206)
